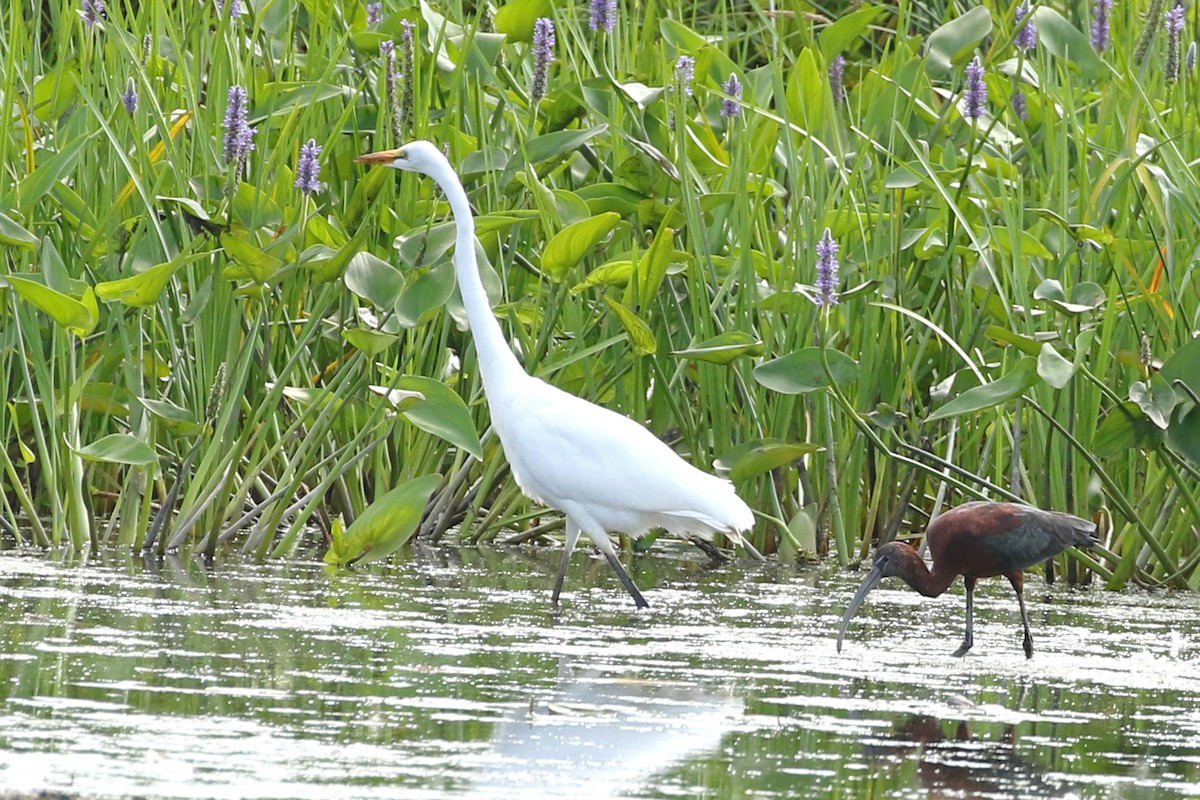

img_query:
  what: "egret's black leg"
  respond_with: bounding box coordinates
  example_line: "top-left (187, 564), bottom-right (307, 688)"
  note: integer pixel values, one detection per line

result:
top-left (952, 577), bottom-right (976, 657)
top-left (1009, 572), bottom-right (1034, 659)
top-left (601, 548), bottom-right (649, 609)
top-left (551, 520), bottom-right (582, 606)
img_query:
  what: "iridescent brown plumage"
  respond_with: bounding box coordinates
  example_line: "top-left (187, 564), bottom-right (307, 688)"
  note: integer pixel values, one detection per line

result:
top-left (837, 502), bottom-right (1099, 658)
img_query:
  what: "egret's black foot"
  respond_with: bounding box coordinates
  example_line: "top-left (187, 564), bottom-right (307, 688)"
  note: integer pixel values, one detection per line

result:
top-left (952, 640), bottom-right (973, 658)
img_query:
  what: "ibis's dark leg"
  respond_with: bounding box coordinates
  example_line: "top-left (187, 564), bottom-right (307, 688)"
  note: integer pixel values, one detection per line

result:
top-left (952, 577), bottom-right (976, 657)
top-left (1008, 572), bottom-right (1034, 659)
top-left (551, 520), bottom-right (583, 606)
top-left (601, 548), bottom-right (649, 609)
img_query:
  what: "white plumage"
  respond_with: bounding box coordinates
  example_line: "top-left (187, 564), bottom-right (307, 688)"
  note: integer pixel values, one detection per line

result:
top-left (357, 141), bottom-right (754, 607)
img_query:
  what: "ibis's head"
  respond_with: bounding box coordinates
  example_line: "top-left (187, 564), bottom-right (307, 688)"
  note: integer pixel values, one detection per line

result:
top-left (354, 140), bottom-right (447, 176)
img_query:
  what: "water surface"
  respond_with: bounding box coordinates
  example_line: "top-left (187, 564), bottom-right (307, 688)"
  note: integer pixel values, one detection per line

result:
top-left (1, 545), bottom-right (1197, 799)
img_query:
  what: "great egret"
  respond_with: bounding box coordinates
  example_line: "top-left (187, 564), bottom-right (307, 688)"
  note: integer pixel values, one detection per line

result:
top-left (356, 141), bottom-right (754, 608)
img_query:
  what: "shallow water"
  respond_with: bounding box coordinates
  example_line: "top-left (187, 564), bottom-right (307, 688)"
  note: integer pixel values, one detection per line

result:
top-left (1, 544), bottom-right (1197, 799)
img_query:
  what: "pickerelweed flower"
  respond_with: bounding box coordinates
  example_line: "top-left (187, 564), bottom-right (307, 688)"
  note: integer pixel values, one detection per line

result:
top-left (1134, 0), bottom-right (1166, 64)
top-left (367, 2), bottom-right (383, 25)
top-left (121, 78), bottom-right (138, 114)
top-left (1092, 0), bottom-right (1113, 52)
top-left (381, 40), bottom-right (402, 143)
top-left (829, 54), bottom-right (846, 105)
top-left (222, 85), bottom-right (256, 174)
top-left (295, 139), bottom-right (325, 195)
top-left (589, 0), bottom-right (617, 33)
top-left (1011, 90), bottom-right (1029, 120)
top-left (814, 228), bottom-right (840, 308)
top-left (721, 73), bottom-right (742, 118)
top-left (216, 0), bottom-right (245, 19)
top-left (141, 32), bottom-right (153, 63)
top-left (963, 57), bottom-right (987, 119)
top-left (675, 55), bottom-right (696, 97)
top-left (1166, 3), bottom-right (1186, 82)
top-left (400, 20), bottom-right (415, 135)
top-left (81, 0), bottom-right (106, 26)
top-left (531, 17), bottom-right (556, 103)
top-left (1014, 1), bottom-right (1037, 50)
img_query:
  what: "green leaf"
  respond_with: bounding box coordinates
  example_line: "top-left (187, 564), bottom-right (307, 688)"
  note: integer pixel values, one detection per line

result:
top-left (819, 5), bottom-right (889, 58)
top-left (395, 261), bottom-right (456, 327)
top-left (220, 233), bottom-right (283, 284)
top-left (541, 212), bottom-right (621, 281)
top-left (492, 0), bottom-right (552, 41)
top-left (345, 251), bottom-right (405, 308)
top-left (924, 6), bottom-right (993, 73)
top-left (1095, 401), bottom-right (1163, 457)
top-left (139, 397), bottom-right (202, 436)
top-left (523, 125), bottom-right (608, 165)
top-left (603, 296), bottom-right (657, 355)
top-left (17, 135), bottom-right (94, 212)
top-left (0, 210), bottom-right (38, 248)
top-left (926, 357), bottom-right (1039, 421)
top-left (1160, 336), bottom-right (1200, 402)
top-left (73, 433), bottom-right (158, 466)
top-left (786, 48), bottom-right (826, 130)
top-left (1034, 279), bottom-right (1106, 314)
top-left (571, 260), bottom-right (633, 293)
top-left (343, 328), bottom-right (400, 356)
top-left (324, 474), bottom-right (442, 566)
top-left (753, 348), bottom-right (859, 394)
top-left (1167, 405), bottom-right (1200, 465)
top-left (576, 183), bottom-right (645, 217)
top-left (7, 276), bottom-right (98, 337)
top-left (1130, 375), bottom-right (1177, 429)
top-left (715, 438), bottom-right (823, 482)
top-left (394, 376), bottom-right (484, 459)
top-left (1032, 7), bottom-right (1105, 80)
top-left (634, 217), bottom-right (675, 309)
top-left (673, 332), bottom-right (765, 365)
top-left (95, 254), bottom-right (200, 308)
top-left (1037, 343), bottom-right (1075, 389)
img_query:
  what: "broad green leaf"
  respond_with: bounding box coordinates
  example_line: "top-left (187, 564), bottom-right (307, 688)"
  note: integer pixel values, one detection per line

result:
top-left (927, 357), bottom-right (1039, 421)
top-left (541, 212), bottom-right (621, 280)
top-left (7, 276), bottom-right (98, 337)
top-left (819, 5), bottom-right (888, 58)
top-left (325, 474), bottom-right (442, 566)
top-left (786, 48), bottom-right (826, 130)
top-left (1037, 343), bottom-right (1075, 389)
top-left (634, 217), bottom-right (675, 308)
top-left (139, 397), bottom-right (202, 436)
top-left (220, 233), bottom-right (283, 283)
top-left (73, 434), bottom-right (157, 466)
top-left (345, 251), bottom-right (405, 308)
top-left (753, 348), bottom-right (859, 394)
top-left (673, 332), bottom-right (765, 365)
top-left (1034, 279), bottom-right (1106, 314)
top-left (95, 254), bottom-right (201, 308)
top-left (989, 226), bottom-right (1053, 259)
top-left (576, 183), bottom-right (645, 217)
top-left (1032, 7), bottom-right (1105, 80)
top-left (524, 125), bottom-right (608, 165)
top-left (1167, 406), bottom-right (1200, 465)
top-left (572, 260), bottom-right (633, 293)
top-left (1129, 375), bottom-right (1176, 429)
top-left (395, 376), bottom-right (484, 459)
top-left (925, 7), bottom-right (993, 73)
top-left (395, 261), bottom-right (456, 327)
top-left (603, 296), bottom-right (657, 355)
top-left (343, 328), bottom-right (400, 356)
top-left (659, 18), bottom-right (707, 50)
top-left (985, 326), bottom-right (1042, 356)
top-left (1095, 401), bottom-right (1163, 456)
top-left (17, 135), bottom-right (93, 212)
top-left (493, 0), bottom-right (552, 41)
top-left (1160, 336), bottom-right (1200, 401)
top-left (0, 210), bottom-right (38, 248)
top-left (715, 438), bottom-right (823, 482)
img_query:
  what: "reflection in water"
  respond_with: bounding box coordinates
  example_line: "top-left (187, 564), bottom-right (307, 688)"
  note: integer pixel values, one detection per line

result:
top-left (464, 664), bottom-right (740, 799)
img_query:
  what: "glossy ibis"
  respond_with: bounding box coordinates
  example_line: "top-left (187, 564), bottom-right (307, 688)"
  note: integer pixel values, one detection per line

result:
top-left (356, 142), bottom-right (753, 609)
top-left (836, 501), bottom-right (1098, 658)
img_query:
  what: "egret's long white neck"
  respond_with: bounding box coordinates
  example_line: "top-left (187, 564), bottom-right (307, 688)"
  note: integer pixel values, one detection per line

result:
top-left (429, 163), bottom-right (525, 393)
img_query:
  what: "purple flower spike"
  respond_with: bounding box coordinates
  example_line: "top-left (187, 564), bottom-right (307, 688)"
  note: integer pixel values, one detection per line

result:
top-left (963, 57), bottom-right (987, 119)
top-left (1166, 3), bottom-right (1186, 82)
top-left (814, 228), bottom-right (841, 308)
top-left (1014, 1), bottom-right (1037, 51)
top-left (1092, 0), bottom-right (1113, 52)
top-left (367, 1), bottom-right (383, 25)
top-left (721, 73), bottom-right (742, 118)
top-left (121, 77), bottom-right (138, 114)
top-left (531, 18), bottom-right (556, 103)
top-left (222, 85), bottom-right (256, 174)
top-left (216, 0), bottom-right (245, 18)
top-left (81, 0), bottom-right (106, 26)
top-left (829, 54), bottom-right (846, 104)
top-left (1166, 3), bottom-right (1186, 32)
top-left (295, 139), bottom-right (325, 195)
top-left (1011, 91), bottom-right (1029, 120)
top-left (675, 55), bottom-right (696, 97)
top-left (589, 0), bottom-right (617, 33)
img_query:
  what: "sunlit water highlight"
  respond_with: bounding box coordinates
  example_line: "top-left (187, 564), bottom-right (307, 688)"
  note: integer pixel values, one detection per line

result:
top-left (1, 545), bottom-right (1197, 799)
